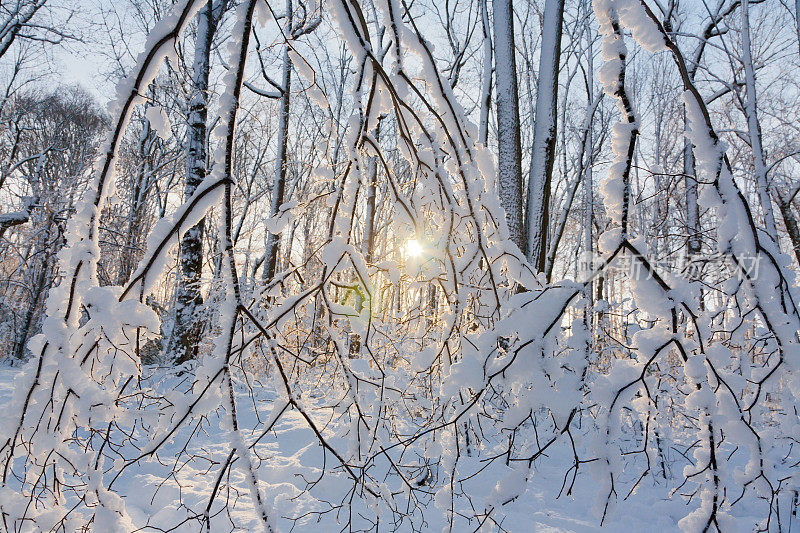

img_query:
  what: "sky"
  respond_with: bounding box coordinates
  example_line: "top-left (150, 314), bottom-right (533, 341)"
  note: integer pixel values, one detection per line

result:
top-left (45, 0), bottom-right (145, 106)
top-left (53, 46), bottom-right (112, 103)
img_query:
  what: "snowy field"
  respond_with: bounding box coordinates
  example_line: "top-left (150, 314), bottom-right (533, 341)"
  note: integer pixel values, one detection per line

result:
top-left (0, 363), bottom-right (786, 532)
top-left (2, 0), bottom-right (800, 530)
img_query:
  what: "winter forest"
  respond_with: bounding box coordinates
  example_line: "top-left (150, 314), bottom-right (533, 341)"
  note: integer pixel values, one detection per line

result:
top-left (1, 0), bottom-right (800, 530)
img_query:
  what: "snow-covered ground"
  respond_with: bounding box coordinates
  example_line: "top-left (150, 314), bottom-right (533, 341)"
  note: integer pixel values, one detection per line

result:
top-left (1, 363), bottom-right (784, 532)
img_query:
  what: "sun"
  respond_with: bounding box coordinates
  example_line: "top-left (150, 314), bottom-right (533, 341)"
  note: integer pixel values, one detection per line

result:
top-left (406, 239), bottom-right (424, 258)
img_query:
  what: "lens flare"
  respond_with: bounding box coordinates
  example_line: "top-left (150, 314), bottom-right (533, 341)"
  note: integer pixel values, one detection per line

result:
top-left (406, 239), bottom-right (423, 258)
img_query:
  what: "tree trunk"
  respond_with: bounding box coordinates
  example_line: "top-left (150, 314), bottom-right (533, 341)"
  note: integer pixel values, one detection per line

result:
top-left (363, 123), bottom-right (379, 263)
top-left (684, 135), bottom-right (700, 259)
top-left (525, 0), bottom-right (565, 272)
top-left (683, 19), bottom-right (714, 311)
top-left (583, 10), bottom-right (595, 333)
top-left (118, 116), bottom-right (152, 285)
top-left (776, 190), bottom-right (800, 267)
top-left (492, 0), bottom-right (525, 251)
top-left (741, 0), bottom-right (778, 244)
top-left (479, 0), bottom-right (492, 146)
top-left (263, 0), bottom-right (293, 282)
top-left (171, 2), bottom-right (215, 364)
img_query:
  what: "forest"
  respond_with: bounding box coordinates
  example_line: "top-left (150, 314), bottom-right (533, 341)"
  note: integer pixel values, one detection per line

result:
top-left (0, 0), bottom-right (799, 530)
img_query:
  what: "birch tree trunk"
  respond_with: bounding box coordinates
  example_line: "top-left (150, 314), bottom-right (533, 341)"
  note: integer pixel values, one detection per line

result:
top-left (479, 0), bottom-right (492, 146)
top-left (684, 131), bottom-right (701, 259)
top-left (263, 0), bottom-right (293, 282)
top-left (684, 125), bottom-right (705, 310)
top-left (776, 190), bottom-right (800, 267)
top-left (118, 116), bottom-right (152, 285)
top-left (583, 7), bottom-right (595, 330)
top-left (363, 123), bottom-right (379, 263)
top-left (525, 0), bottom-right (565, 272)
top-left (171, 2), bottom-right (216, 364)
top-left (492, 0), bottom-right (525, 251)
top-left (741, 0), bottom-right (778, 244)
top-left (681, 11), bottom-right (720, 310)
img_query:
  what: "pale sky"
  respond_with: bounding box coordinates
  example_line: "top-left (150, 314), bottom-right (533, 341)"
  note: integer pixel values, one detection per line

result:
top-left (53, 46), bottom-right (112, 103)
